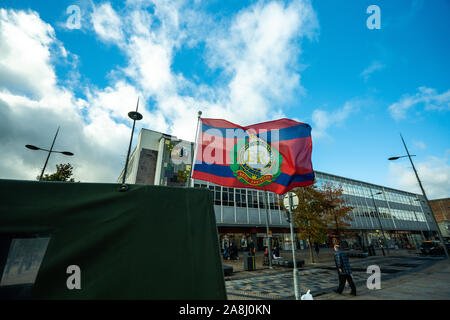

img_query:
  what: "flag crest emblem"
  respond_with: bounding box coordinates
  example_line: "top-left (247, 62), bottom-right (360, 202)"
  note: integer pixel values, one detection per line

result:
top-left (230, 134), bottom-right (282, 186)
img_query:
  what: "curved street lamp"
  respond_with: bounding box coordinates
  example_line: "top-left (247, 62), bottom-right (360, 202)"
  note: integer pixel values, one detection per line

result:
top-left (388, 155), bottom-right (415, 161)
top-left (120, 97), bottom-right (143, 190)
top-left (25, 126), bottom-right (74, 181)
top-left (388, 133), bottom-right (449, 261)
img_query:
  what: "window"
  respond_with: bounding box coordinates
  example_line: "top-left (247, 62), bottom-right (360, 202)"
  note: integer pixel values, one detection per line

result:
top-left (211, 186), bottom-right (221, 205)
top-left (221, 187), bottom-right (234, 207)
top-left (258, 191), bottom-right (266, 209)
top-left (236, 189), bottom-right (247, 208)
top-left (0, 234), bottom-right (51, 300)
top-left (269, 193), bottom-right (276, 210)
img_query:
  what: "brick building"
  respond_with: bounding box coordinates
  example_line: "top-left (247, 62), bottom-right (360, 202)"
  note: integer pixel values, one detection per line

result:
top-left (429, 198), bottom-right (450, 240)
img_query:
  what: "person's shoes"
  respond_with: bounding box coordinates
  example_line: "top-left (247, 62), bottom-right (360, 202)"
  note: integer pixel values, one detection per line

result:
top-left (350, 292), bottom-right (357, 296)
top-left (334, 290), bottom-right (342, 295)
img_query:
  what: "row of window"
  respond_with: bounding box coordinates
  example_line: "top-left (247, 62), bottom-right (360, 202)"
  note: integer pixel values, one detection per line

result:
top-left (194, 181), bottom-right (427, 223)
top-left (338, 187), bottom-right (427, 222)
top-left (346, 206), bottom-right (426, 222)
top-left (315, 173), bottom-right (423, 208)
top-left (194, 183), bottom-right (282, 210)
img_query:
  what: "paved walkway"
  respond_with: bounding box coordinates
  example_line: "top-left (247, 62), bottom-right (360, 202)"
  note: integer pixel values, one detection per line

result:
top-left (226, 255), bottom-right (447, 300)
top-left (223, 248), bottom-right (416, 273)
top-left (316, 258), bottom-right (450, 300)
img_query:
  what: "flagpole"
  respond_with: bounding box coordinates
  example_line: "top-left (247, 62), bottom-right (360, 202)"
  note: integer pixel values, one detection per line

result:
top-left (288, 192), bottom-right (300, 300)
top-left (264, 191), bottom-right (273, 269)
top-left (189, 110), bottom-right (202, 187)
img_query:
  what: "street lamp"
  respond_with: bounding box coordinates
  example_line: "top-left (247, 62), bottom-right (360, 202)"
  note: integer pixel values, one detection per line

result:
top-left (120, 98), bottom-right (143, 190)
top-left (25, 126), bottom-right (74, 181)
top-left (388, 133), bottom-right (450, 261)
top-left (369, 190), bottom-right (389, 256)
top-left (387, 155), bottom-right (416, 161)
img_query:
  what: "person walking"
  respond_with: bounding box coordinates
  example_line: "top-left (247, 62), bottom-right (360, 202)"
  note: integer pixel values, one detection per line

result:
top-left (333, 244), bottom-right (356, 296)
top-left (231, 242), bottom-right (239, 260)
top-left (273, 245), bottom-right (281, 259)
top-left (249, 240), bottom-right (255, 257)
top-left (263, 247), bottom-right (269, 266)
top-left (314, 243), bottom-right (320, 258)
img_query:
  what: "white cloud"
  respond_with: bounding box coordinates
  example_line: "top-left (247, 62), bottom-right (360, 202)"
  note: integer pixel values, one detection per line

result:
top-left (360, 61), bottom-right (384, 81)
top-left (388, 86), bottom-right (450, 120)
top-left (311, 100), bottom-right (360, 139)
top-left (0, 8), bottom-right (132, 183)
top-left (388, 156), bottom-right (450, 199)
top-left (206, 0), bottom-right (318, 125)
top-left (0, 9), bottom-right (57, 99)
top-left (90, 0), bottom-right (318, 142)
top-left (91, 2), bottom-right (124, 43)
top-left (413, 140), bottom-right (426, 150)
top-left (0, 1), bottom-right (319, 182)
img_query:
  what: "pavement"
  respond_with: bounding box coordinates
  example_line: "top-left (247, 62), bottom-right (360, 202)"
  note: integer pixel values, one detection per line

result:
top-left (316, 258), bottom-right (450, 300)
top-left (225, 251), bottom-right (449, 300)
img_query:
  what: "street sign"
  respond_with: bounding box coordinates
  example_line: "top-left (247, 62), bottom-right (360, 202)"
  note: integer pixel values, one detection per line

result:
top-left (283, 192), bottom-right (299, 211)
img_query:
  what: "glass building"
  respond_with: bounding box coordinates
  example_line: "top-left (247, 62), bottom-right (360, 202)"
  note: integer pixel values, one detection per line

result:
top-left (119, 129), bottom-right (438, 252)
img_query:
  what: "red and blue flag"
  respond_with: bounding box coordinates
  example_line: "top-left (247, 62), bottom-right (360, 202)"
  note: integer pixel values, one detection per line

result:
top-left (192, 118), bottom-right (314, 195)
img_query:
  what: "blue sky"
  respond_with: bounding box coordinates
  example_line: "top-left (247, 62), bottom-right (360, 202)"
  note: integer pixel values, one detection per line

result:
top-left (0, 0), bottom-right (448, 198)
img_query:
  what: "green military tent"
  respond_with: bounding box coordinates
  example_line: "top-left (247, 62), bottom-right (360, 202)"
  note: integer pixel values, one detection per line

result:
top-left (0, 179), bottom-right (226, 300)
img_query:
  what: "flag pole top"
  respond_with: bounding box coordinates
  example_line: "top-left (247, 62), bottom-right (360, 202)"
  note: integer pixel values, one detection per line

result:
top-left (198, 111), bottom-right (202, 118)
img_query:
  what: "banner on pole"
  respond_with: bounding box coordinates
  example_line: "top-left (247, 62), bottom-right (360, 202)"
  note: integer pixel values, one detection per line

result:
top-left (192, 118), bottom-right (314, 195)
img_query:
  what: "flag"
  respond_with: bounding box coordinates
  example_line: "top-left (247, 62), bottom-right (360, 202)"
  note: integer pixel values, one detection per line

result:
top-left (192, 118), bottom-right (314, 195)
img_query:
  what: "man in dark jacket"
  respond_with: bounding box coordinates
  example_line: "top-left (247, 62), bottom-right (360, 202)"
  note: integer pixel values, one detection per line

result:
top-left (334, 244), bottom-right (356, 296)
top-left (249, 240), bottom-right (255, 256)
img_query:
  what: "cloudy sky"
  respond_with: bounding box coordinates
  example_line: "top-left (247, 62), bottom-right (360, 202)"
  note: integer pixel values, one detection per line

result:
top-left (0, 0), bottom-right (449, 199)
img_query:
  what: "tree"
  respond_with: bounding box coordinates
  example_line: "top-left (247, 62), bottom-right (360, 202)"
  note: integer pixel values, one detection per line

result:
top-left (38, 163), bottom-right (75, 182)
top-left (285, 186), bottom-right (329, 263)
top-left (321, 183), bottom-right (353, 245)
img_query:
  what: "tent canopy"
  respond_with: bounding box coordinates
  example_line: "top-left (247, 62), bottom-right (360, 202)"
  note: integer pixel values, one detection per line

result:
top-left (0, 179), bottom-right (226, 300)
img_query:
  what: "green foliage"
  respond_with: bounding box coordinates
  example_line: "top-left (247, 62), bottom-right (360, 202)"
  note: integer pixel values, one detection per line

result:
top-left (321, 182), bottom-right (354, 241)
top-left (280, 183), bottom-right (354, 262)
top-left (289, 186), bottom-right (329, 244)
top-left (38, 163), bottom-right (75, 182)
top-left (281, 186), bottom-right (330, 263)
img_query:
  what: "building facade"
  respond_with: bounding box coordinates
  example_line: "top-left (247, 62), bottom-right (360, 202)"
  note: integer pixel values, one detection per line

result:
top-left (118, 128), bottom-right (194, 187)
top-left (118, 129), bottom-right (438, 251)
top-left (429, 198), bottom-right (450, 240)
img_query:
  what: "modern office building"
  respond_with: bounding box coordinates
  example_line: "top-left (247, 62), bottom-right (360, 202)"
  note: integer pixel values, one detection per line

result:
top-left (118, 128), bottom-right (438, 251)
top-left (428, 198), bottom-right (450, 241)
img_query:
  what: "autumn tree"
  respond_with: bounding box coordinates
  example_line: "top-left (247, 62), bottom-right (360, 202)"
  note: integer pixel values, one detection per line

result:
top-left (38, 163), bottom-right (76, 182)
top-left (284, 186), bottom-right (329, 263)
top-left (321, 182), bottom-right (353, 245)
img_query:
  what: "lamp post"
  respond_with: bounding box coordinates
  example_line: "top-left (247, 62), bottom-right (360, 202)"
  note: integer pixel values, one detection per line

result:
top-left (369, 190), bottom-right (389, 256)
top-left (25, 126), bottom-right (74, 181)
top-left (121, 98), bottom-right (143, 189)
top-left (388, 133), bottom-right (450, 261)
